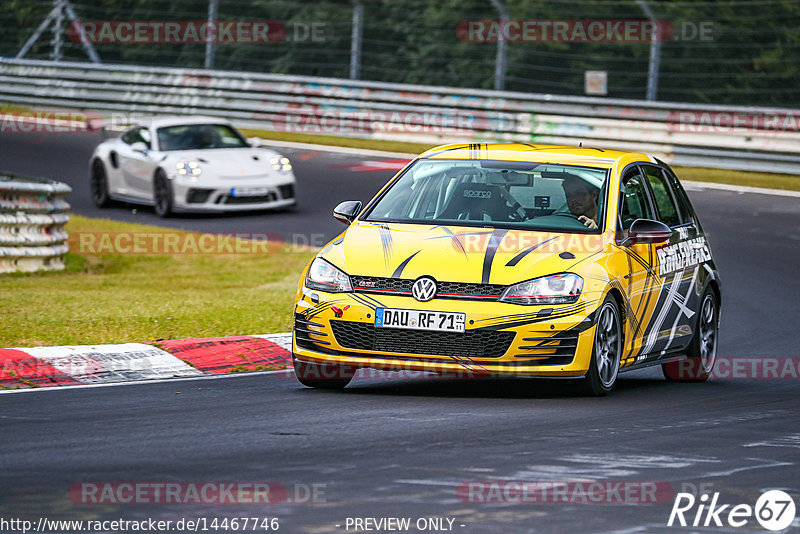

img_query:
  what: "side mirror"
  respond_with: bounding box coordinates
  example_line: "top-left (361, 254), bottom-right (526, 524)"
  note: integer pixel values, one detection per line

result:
top-left (333, 200), bottom-right (362, 225)
top-left (248, 137), bottom-right (262, 147)
top-left (618, 218), bottom-right (671, 247)
top-left (130, 141), bottom-right (149, 154)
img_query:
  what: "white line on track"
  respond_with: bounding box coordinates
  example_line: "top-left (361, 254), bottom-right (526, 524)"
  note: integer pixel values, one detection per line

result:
top-left (261, 139), bottom-right (415, 159)
top-left (0, 367), bottom-right (296, 396)
top-left (683, 180), bottom-right (800, 198)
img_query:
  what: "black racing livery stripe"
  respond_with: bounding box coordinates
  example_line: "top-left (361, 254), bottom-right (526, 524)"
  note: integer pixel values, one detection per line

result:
top-left (378, 225), bottom-right (393, 268)
top-left (563, 250), bottom-right (604, 271)
top-left (474, 300), bottom-right (587, 324)
top-left (391, 250), bottom-right (421, 278)
top-left (349, 294), bottom-right (379, 310)
top-left (482, 229), bottom-right (508, 284)
top-left (476, 301), bottom-right (594, 331)
top-left (427, 226), bottom-right (469, 257)
top-left (505, 236), bottom-right (559, 267)
top-left (304, 302), bottom-right (334, 320)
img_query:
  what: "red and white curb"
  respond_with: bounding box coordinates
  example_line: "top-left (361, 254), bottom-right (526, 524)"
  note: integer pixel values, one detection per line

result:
top-left (0, 333), bottom-right (292, 390)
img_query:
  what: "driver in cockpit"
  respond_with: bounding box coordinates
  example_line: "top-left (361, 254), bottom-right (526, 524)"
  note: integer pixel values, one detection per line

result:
top-left (562, 174), bottom-right (600, 229)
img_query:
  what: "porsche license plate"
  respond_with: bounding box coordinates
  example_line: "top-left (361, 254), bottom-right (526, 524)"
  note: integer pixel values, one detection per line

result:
top-left (374, 308), bottom-right (466, 333)
top-left (230, 187), bottom-right (270, 197)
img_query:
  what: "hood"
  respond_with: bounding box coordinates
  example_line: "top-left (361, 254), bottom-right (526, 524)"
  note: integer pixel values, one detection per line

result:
top-left (321, 222), bottom-right (606, 286)
top-left (163, 148), bottom-right (279, 177)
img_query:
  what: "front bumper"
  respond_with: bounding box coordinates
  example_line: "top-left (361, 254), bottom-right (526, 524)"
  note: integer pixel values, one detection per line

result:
top-left (293, 287), bottom-right (602, 377)
top-left (172, 180), bottom-right (296, 212)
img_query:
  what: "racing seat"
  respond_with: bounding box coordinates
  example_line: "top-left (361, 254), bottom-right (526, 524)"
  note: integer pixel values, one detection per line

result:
top-left (439, 183), bottom-right (514, 222)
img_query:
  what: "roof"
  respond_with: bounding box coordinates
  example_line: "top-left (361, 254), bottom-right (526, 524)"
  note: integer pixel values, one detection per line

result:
top-left (419, 143), bottom-right (652, 169)
top-left (135, 116), bottom-right (234, 129)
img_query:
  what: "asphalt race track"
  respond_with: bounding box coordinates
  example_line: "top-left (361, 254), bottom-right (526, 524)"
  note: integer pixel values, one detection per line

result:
top-left (1, 131), bottom-right (799, 533)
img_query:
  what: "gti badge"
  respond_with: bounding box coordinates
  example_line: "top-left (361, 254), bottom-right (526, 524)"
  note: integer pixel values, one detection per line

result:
top-left (412, 277), bottom-right (437, 302)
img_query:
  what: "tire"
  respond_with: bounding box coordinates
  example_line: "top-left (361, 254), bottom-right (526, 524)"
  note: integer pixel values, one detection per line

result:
top-left (662, 289), bottom-right (719, 382)
top-left (293, 356), bottom-right (355, 389)
top-left (582, 295), bottom-right (623, 396)
top-left (153, 170), bottom-right (174, 218)
top-left (90, 159), bottom-right (112, 208)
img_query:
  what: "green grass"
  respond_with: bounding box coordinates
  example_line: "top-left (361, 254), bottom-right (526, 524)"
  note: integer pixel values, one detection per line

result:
top-left (0, 216), bottom-right (315, 347)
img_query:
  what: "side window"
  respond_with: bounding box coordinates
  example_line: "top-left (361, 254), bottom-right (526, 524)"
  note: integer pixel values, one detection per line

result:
top-left (641, 165), bottom-right (681, 227)
top-left (139, 128), bottom-right (152, 149)
top-left (662, 167), bottom-right (695, 224)
top-left (120, 128), bottom-right (138, 145)
top-left (618, 168), bottom-right (654, 230)
top-left (120, 127), bottom-right (151, 149)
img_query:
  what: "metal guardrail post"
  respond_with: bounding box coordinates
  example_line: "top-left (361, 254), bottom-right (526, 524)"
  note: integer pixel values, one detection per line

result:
top-left (350, 0), bottom-right (364, 80)
top-left (0, 173), bottom-right (72, 274)
top-left (637, 0), bottom-right (661, 102)
top-left (489, 0), bottom-right (509, 91)
top-left (204, 0), bottom-right (219, 70)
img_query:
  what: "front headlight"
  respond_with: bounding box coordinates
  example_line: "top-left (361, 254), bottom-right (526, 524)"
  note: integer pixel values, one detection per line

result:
top-left (176, 160), bottom-right (202, 180)
top-left (270, 154), bottom-right (292, 173)
top-left (305, 258), bottom-right (352, 293)
top-left (499, 273), bottom-right (583, 305)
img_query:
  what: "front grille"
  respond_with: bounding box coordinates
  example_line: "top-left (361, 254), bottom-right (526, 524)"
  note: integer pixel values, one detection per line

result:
top-left (350, 276), bottom-right (506, 301)
top-left (278, 184), bottom-right (295, 200)
top-left (512, 329), bottom-right (579, 365)
top-left (221, 193), bottom-right (277, 205)
top-left (330, 320), bottom-right (515, 359)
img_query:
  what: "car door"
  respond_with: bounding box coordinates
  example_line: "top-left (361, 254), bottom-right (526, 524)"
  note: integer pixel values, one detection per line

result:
top-left (117, 127), bottom-right (156, 199)
top-left (615, 166), bottom-right (660, 361)
top-left (639, 164), bottom-right (705, 355)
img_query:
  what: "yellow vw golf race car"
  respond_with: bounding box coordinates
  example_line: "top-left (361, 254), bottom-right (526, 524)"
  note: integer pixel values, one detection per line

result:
top-left (293, 144), bottom-right (721, 395)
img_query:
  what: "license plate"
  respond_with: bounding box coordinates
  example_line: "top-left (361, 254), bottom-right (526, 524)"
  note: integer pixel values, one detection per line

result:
top-left (374, 308), bottom-right (466, 333)
top-left (230, 187), bottom-right (270, 197)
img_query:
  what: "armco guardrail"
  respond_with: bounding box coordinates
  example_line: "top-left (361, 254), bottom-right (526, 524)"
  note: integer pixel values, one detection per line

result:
top-left (0, 173), bottom-right (71, 273)
top-left (0, 58), bottom-right (799, 174)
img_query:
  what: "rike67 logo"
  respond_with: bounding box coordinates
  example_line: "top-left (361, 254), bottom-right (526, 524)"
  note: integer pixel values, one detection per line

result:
top-left (668, 490), bottom-right (796, 531)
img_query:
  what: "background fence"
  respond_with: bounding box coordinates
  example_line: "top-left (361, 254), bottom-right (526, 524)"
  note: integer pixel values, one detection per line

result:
top-left (1, 58), bottom-right (799, 174)
top-left (0, 173), bottom-right (71, 274)
top-left (1, 0), bottom-right (799, 107)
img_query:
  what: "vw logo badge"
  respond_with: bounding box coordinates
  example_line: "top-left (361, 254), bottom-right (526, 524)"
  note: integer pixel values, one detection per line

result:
top-left (412, 277), bottom-right (437, 302)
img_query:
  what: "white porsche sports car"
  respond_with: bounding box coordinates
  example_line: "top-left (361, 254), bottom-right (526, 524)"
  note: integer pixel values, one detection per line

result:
top-left (89, 116), bottom-right (296, 217)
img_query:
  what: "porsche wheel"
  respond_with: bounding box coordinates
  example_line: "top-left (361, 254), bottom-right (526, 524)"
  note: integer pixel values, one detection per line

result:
top-left (153, 170), bottom-right (174, 218)
top-left (663, 289), bottom-right (718, 382)
top-left (293, 357), bottom-right (354, 389)
top-left (90, 159), bottom-right (112, 208)
top-left (582, 296), bottom-right (623, 396)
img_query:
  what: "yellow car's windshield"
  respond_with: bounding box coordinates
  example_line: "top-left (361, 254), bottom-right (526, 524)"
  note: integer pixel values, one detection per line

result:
top-left (364, 159), bottom-right (609, 232)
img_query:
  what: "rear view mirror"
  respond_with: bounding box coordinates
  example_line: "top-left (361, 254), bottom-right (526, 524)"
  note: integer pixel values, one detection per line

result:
top-left (130, 142), bottom-right (148, 154)
top-left (333, 200), bottom-right (362, 225)
top-left (248, 137), bottom-right (263, 147)
top-left (618, 218), bottom-right (671, 247)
